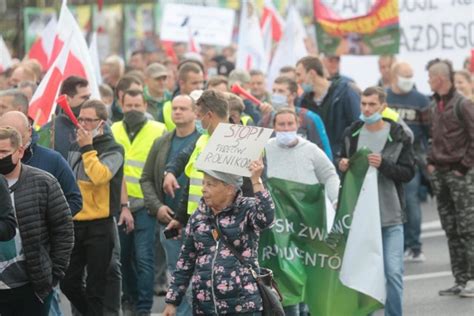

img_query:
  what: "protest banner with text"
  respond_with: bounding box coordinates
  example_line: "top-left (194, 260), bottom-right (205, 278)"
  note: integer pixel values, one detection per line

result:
top-left (260, 148), bottom-right (385, 315)
top-left (194, 123), bottom-right (273, 177)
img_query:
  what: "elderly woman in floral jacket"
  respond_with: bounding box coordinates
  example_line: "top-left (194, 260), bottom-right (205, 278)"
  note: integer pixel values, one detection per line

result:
top-left (163, 160), bottom-right (275, 316)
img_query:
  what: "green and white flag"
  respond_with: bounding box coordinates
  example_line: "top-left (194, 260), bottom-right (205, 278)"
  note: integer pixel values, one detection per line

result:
top-left (259, 148), bottom-right (384, 315)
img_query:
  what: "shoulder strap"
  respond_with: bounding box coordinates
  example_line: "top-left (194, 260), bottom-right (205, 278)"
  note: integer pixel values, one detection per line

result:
top-left (214, 224), bottom-right (247, 265)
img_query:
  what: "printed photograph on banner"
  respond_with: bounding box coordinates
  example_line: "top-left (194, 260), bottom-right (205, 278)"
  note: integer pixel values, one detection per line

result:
top-left (194, 123), bottom-right (273, 177)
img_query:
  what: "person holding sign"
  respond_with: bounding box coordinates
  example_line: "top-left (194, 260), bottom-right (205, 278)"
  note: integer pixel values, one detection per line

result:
top-left (338, 87), bottom-right (415, 316)
top-left (162, 161), bottom-right (275, 315)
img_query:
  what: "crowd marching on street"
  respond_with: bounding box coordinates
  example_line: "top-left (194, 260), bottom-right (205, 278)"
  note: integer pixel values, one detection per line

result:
top-left (0, 2), bottom-right (474, 316)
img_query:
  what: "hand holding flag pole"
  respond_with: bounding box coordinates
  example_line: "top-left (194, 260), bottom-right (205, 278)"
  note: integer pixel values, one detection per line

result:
top-left (56, 94), bottom-right (79, 127)
top-left (231, 84), bottom-right (262, 107)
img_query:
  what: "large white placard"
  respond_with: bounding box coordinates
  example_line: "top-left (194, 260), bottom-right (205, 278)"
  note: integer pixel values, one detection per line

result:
top-left (326, 0), bottom-right (473, 94)
top-left (195, 123), bottom-right (273, 177)
top-left (160, 4), bottom-right (235, 46)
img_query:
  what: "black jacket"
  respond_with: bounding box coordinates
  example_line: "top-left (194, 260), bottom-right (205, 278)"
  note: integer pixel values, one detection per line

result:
top-left (10, 164), bottom-right (74, 299)
top-left (0, 175), bottom-right (16, 241)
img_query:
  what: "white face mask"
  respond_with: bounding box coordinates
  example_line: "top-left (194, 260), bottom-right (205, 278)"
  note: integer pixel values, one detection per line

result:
top-left (397, 76), bottom-right (414, 93)
top-left (276, 131), bottom-right (298, 147)
top-left (91, 121), bottom-right (103, 138)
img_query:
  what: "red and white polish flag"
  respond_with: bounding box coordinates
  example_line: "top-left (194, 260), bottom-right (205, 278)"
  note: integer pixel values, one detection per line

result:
top-left (28, 35), bottom-right (73, 126)
top-left (28, 0), bottom-right (99, 126)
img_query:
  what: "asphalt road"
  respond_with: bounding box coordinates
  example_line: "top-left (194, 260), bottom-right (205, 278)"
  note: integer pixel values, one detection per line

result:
top-left (60, 197), bottom-right (473, 315)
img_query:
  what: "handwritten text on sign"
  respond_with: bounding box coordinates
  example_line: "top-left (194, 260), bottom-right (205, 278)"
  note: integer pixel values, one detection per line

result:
top-left (195, 123), bottom-right (273, 177)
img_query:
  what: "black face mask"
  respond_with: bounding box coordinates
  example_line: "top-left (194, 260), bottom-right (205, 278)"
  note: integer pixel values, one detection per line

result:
top-left (0, 153), bottom-right (17, 175)
top-left (123, 110), bottom-right (146, 128)
top-left (71, 105), bottom-right (82, 118)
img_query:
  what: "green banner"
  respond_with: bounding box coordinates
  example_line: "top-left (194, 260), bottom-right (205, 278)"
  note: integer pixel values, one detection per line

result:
top-left (259, 148), bottom-right (382, 315)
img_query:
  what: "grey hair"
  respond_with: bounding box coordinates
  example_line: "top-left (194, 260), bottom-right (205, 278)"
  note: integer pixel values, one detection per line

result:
top-left (0, 89), bottom-right (29, 115)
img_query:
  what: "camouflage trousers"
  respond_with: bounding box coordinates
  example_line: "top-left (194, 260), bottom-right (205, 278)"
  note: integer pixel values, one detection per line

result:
top-left (431, 169), bottom-right (474, 285)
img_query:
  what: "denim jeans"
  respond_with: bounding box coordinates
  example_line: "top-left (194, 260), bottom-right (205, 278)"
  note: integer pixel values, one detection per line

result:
top-left (404, 168), bottom-right (422, 252)
top-left (159, 224), bottom-right (192, 316)
top-left (382, 224), bottom-right (404, 316)
top-left (155, 223), bottom-right (169, 290)
top-left (120, 208), bottom-right (156, 313)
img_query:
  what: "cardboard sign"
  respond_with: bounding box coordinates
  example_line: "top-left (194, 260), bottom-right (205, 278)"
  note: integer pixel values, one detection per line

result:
top-left (195, 123), bottom-right (273, 177)
top-left (160, 4), bottom-right (235, 46)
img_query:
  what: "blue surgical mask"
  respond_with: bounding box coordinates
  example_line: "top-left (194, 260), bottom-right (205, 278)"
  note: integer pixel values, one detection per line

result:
top-left (301, 83), bottom-right (314, 93)
top-left (195, 120), bottom-right (208, 135)
top-left (359, 112), bottom-right (383, 125)
top-left (276, 131), bottom-right (298, 147)
top-left (270, 93), bottom-right (288, 110)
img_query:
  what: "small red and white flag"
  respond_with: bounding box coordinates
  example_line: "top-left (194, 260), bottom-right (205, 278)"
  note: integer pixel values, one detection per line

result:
top-left (29, 35), bottom-right (73, 126)
top-left (27, 16), bottom-right (57, 71)
top-left (0, 35), bottom-right (13, 73)
top-left (236, 0), bottom-right (268, 72)
top-left (260, 0), bottom-right (284, 43)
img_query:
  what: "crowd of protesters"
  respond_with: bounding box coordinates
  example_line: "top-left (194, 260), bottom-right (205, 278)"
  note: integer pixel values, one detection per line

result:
top-left (0, 41), bottom-right (473, 316)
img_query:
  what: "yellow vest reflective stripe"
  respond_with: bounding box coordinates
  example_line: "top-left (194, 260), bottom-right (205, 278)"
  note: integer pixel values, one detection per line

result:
top-left (163, 101), bottom-right (176, 131)
top-left (185, 134), bottom-right (209, 214)
top-left (241, 115), bottom-right (252, 126)
top-left (382, 107), bottom-right (400, 122)
top-left (111, 120), bottom-right (166, 198)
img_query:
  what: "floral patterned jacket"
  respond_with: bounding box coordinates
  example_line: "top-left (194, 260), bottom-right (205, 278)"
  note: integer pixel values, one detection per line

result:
top-left (165, 189), bottom-right (275, 315)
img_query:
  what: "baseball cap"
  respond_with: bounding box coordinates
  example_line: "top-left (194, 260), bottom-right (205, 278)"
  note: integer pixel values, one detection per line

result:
top-left (145, 63), bottom-right (168, 78)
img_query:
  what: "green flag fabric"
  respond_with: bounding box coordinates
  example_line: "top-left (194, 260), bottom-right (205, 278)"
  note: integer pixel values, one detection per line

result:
top-left (259, 148), bottom-right (383, 315)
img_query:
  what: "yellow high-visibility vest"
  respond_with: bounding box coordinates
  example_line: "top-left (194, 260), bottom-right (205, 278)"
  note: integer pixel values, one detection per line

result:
top-left (185, 134), bottom-right (209, 214)
top-left (111, 120), bottom-right (166, 198)
top-left (241, 115), bottom-right (253, 126)
top-left (162, 101), bottom-right (176, 131)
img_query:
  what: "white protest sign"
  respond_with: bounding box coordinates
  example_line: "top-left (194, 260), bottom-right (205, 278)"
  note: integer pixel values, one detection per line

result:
top-left (195, 123), bottom-right (273, 177)
top-left (328, 0), bottom-right (473, 94)
top-left (160, 4), bottom-right (235, 46)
